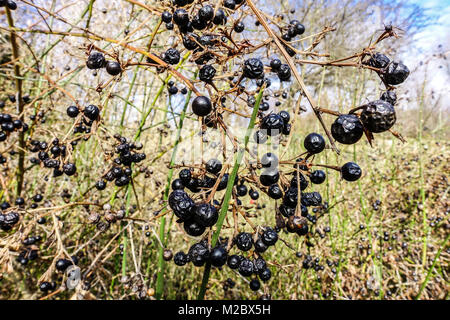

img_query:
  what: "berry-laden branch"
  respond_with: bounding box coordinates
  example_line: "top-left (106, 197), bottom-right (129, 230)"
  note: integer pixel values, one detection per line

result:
top-left (246, 0), bottom-right (340, 155)
top-left (197, 86), bottom-right (265, 300)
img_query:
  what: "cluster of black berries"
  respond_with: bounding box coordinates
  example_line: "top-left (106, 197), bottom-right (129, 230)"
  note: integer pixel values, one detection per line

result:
top-left (0, 113), bottom-right (29, 144)
top-left (66, 104), bottom-right (100, 129)
top-left (0, 0), bottom-right (17, 10)
top-left (55, 256), bottom-right (79, 272)
top-left (16, 235), bottom-right (41, 265)
top-left (86, 51), bottom-right (122, 76)
top-left (330, 52), bottom-right (409, 144)
top-left (0, 211), bottom-right (20, 231)
top-left (255, 110), bottom-right (292, 142)
top-left (28, 138), bottom-right (77, 177)
top-left (167, 80), bottom-right (188, 95)
top-left (281, 20), bottom-right (306, 42)
top-left (96, 135), bottom-right (146, 189)
top-left (365, 52), bottom-right (410, 86)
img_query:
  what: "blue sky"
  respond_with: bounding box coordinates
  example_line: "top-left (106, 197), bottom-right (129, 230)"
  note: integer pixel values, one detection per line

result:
top-left (410, 0), bottom-right (450, 52)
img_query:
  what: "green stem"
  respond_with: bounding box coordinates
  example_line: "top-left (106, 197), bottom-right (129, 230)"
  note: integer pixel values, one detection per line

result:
top-left (197, 86), bottom-right (265, 300)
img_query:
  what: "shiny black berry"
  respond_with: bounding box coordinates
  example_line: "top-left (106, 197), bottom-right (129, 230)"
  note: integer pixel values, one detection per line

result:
top-left (83, 105), bottom-right (100, 121)
top-left (210, 246), bottom-right (228, 267)
top-left (367, 53), bottom-right (390, 69)
top-left (341, 162), bottom-right (362, 182)
top-left (105, 61), bottom-right (122, 75)
top-left (260, 170), bottom-right (279, 186)
top-left (193, 203), bottom-right (218, 227)
top-left (206, 158), bottom-right (222, 175)
top-left (261, 227), bottom-right (278, 246)
top-left (161, 11), bottom-right (172, 23)
top-left (227, 255), bottom-right (241, 269)
top-left (331, 114), bottom-right (364, 145)
top-left (268, 184), bottom-right (283, 199)
top-left (261, 113), bottom-right (284, 136)
top-left (234, 22), bottom-right (245, 33)
top-left (249, 279), bottom-right (261, 291)
top-left (63, 163), bottom-right (76, 176)
top-left (198, 5), bottom-right (214, 22)
top-left (174, 251), bottom-right (189, 266)
top-left (304, 133), bottom-right (325, 154)
top-left (173, 9), bottom-right (189, 26)
top-left (235, 232), bottom-right (253, 251)
top-left (192, 96), bottom-right (212, 117)
top-left (66, 106), bottom-right (79, 118)
top-left (183, 219), bottom-right (206, 236)
top-left (309, 170), bottom-right (326, 184)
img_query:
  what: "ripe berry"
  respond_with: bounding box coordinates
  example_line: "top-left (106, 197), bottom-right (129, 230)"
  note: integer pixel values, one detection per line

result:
top-left (199, 65), bottom-right (216, 83)
top-left (206, 158), bottom-right (222, 175)
top-left (224, 0), bottom-right (236, 9)
top-left (227, 255), bottom-right (241, 269)
top-left (198, 5), bottom-right (214, 22)
top-left (236, 184), bottom-right (248, 197)
top-left (66, 106), bottom-right (79, 118)
top-left (261, 227), bottom-right (278, 246)
top-left (168, 190), bottom-right (195, 220)
top-left (213, 9), bottom-right (227, 25)
top-left (174, 251), bottom-right (188, 266)
top-left (258, 267), bottom-right (272, 282)
top-left (243, 58), bottom-right (264, 79)
top-left (331, 114), bottom-right (364, 144)
top-left (161, 11), bottom-right (172, 23)
top-left (290, 20), bottom-right (305, 35)
top-left (261, 113), bottom-right (284, 136)
top-left (95, 180), bottom-right (107, 190)
top-left (171, 178), bottom-right (185, 190)
top-left (309, 170), bottom-right (326, 184)
top-left (5, 0), bottom-right (16, 10)
top-left (234, 22), bottom-right (245, 33)
top-left (249, 190), bottom-right (259, 200)
top-left (86, 52), bottom-right (106, 70)
top-left (278, 110), bottom-right (290, 123)
top-left (249, 279), bottom-right (261, 291)
top-left (192, 96), bottom-right (212, 117)
top-left (238, 258), bottom-right (254, 277)
top-left (268, 184), bottom-right (283, 199)
top-left (55, 258), bottom-right (72, 272)
top-left (235, 232), bottom-right (253, 251)
top-left (105, 61), bottom-right (121, 75)
top-left (183, 219), bottom-right (206, 236)
top-left (210, 246), bottom-right (228, 267)
top-left (360, 100), bottom-right (396, 133)
top-left (270, 58), bottom-right (282, 71)
top-left (173, 9), bottom-right (189, 26)
top-left (83, 105), bottom-right (100, 121)
top-left (341, 162), bottom-right (362, 182)
top-left (63, 163), bottom-right (77, 176)
top-left (179, 169), bottom-right (192, 184)
top-left (182, 33), bottom-right (199, 50)
top-left (193, 203), bottom-right (218, 227)
top-left (163, 48), bottom-right (180, 65)
top-left (304, 133), bottom-right (325, 154)
top-left (188, 242), bottom-right (210, 267)
top-left (383, 61), bottom-right (410, 85)
top-left (277, 64), bottom-right (291, 81)
top-left (260, 170), bottom-right (279, 186)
